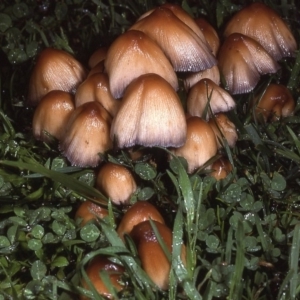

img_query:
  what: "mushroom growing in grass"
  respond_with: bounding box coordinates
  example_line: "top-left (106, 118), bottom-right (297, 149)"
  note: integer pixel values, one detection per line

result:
top-left (75, 73), bottom-right (120, 117)
top-left (117, 201), bottom-right (165, 240)
top-left (223, 2), bottom-right (297, 61)
top-left (28, 48), bottom-right (87, 106)
top-left (187, 78), bottom-right (236, 120)
top-left (96, 162), bottom-right (137, 205)
top-left (210, 157), bottom-right (233, 180)
top-left (254, 84), bottom-right (295, 122)
top-left (111, 73), bottom-right (187, 148)
top-left (172, 116), bottom-right (218, 173)
top-left (32, 90), bottom-right (74, 143)
top-left (60, 101), bottom-right (112, 167)
top-left (105, 30), bottom-right (178, 99)
top-left (218, 33), bottom-right (280, 94)
top-left (130, 7), bottom-right (216, 72)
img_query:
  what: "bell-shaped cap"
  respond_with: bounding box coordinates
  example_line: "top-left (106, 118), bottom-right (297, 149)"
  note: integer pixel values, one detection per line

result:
top-left (105, 30), bottom-right (178, 99)
top-left (32, 90), bottom-right (75, 143)
top-left (111, 73), bottom-right (187, 148)
top-left (60, 101), bottom-right (112, 167)
top-left (224, 2), bottom-right (297, 61)
top-left (75, 73), bottom-right (120, 117)
top-left (218, 33), bottom-right (280, 94)
top-left (210, 157), bottom-right (233, 180)
top-left (187, 78), bottom-right (236, 119)
top-left (172, 116), bottom-right (218, 173)
top-left (28, 48), bottom-right (87, 106)
top-left (130, 7), bottom-right (216, 72)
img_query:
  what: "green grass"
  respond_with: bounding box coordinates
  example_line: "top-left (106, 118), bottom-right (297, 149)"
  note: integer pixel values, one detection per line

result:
top-left (0, 0), bottom-right (300, 299)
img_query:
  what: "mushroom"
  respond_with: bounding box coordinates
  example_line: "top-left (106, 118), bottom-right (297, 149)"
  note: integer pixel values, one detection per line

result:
top-left (59, 101), bottom-right (112, 167)
top-left (130, 220), bottom-right (186, 290)
top-left (80, 256), bottom-right (124, 300)
top-left (110, 73), bottom-right (187, 148)
top-left (117, 201), bottom-right (165, 240)
top-left (28, 48), bottom-right (87, 106)
top-left (130, 7), bottom-right (216, 72)
top-left (96, 162), bottom-right (137, 205)
top-left (105, 30), bottom-right (178, 99)
top-left (223, 2), bottom-right (297, 61)
top-left (75, 200), bottom-right (108, 227)
top-left (218, 33), bottom-right (280, 94)
top-left (172, 116), bottom-right (218, 173)
top-left (187, 78), bottom-right (236, 119)
top-left (210, 157), bottom-right (233, 180)
top-left (88, 46), bottom-right (108, 69)
top-left (75, 73), bottom-right (120, 117)
top-left (208, 113), bottom-right (238, 149)
top-left (32, 90), bottom-right (74, 143)
top-left (254, 83), bottom-right (295, 121)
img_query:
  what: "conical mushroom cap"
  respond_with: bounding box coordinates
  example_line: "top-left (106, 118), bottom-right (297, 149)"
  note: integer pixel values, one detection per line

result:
top-left (105, 30), bottom-right (178, 99)
top-left (60, 101), bottom-right (112, 167)
top-left (224, 2), bottom-right (297, 61)
top-left (130, 7), bottom-right (216, 72)
top-left (111, 73), bottom-right (187, 148)
top-left (218, 33), bottom-right (280, 94)
top-left (187, 78), bottom-right (235, 119)
top-left (28, 48), bottom-right (87, 106)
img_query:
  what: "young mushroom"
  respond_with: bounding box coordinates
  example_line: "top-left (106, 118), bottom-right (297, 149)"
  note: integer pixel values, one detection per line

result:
top-left (210, 157), bottom-right (233, 180)
top-left (59, 101), bottom-right (112, 167)
top-left (223, 2), bottom-right (297, 61)
top-left (110, 73), bottom-right (187, 148)
top-left (28, 48), bottom-right (87, 106)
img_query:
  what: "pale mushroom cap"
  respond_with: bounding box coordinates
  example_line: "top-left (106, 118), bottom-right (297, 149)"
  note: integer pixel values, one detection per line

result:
top-left (88, 46), bottom-right (108, 69)
top-left (105, 30), bottom-right (178, 99)
top-left (60, 101), bottom-right (112, 167)
top-left (224, 2), bottom-right (297, 61)
top-left (117, 201), bottom-right (165, 240)
top-left (187, 78), bottom-right (236, 119)
top-left (208, 113), bottom-right (238, 148)
top-left (32, 90), bottom-right (75, 142)
top-left (183, 65), bottom-right (221, 91)
top-left (75, 73), bottom-right (120, 117)
top-left (111, 73), bottom-right (187, 148)
top-left (96, 162), bottom-right (137, 205)
top-left (130, 7), bottom-right (216, 72)
top-left (28, 48), bottom-right (87, 106)
top-left (218, 33), bottom-right (280, 94)
top-left (255, 83), bottom-right (295, 121)
top-left (210, 157), bottom-right (233, 180)
top-left (172, 116), bottom-right (218, 173)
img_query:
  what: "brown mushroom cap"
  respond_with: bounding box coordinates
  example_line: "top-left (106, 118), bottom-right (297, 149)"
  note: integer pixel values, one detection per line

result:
top-left (75, 73), bottom-right (120, 117)
top-left (187, 78), bottom-right (236, 119)
top-left (224, 2), bottom-right (297, 61)
top-left (105, 30), bottom-right (178, 99)
top-left (88, 46), bottom-right (108, 69)
top-left (130, 7), bottom-right (216, 72)
top-left (254, 83), bottom-right (295, 121)
top-left (28, 48), bottom-right (87, 106)
top-left (96, 162), bottom-right (137, 205)
top-left (32, 90), bottom-right (75, 142)
top-left (59, 101), bottom-right (112, 167)
top-left (172, 116), bottom-right (218, 173)
top-left (110, 73), bottom-right (187, 148)
top-left (117, 201), bottom-right (165, 240)
top-left (218, 33), bottom-right (280, 94)
top-left (210, 157), bottom-right (233, 180)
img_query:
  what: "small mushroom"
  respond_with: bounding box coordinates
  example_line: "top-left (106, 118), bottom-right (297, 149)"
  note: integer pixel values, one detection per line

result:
top-left (110, 73), bottom-right (186, 148)
top-left (254, 83), bottom-right (295, 121)
top-left (59, 101), bottom-right (112, 167)
top-left (172, 116), bottom-right (218, 173)
top-left (28, 48), bottom-right (87, 106)
top-left (223, 2), bottom-right (297, 61)
top-left (32, 90), bottom-right (74, 143)
top-left (96, 162), bottom-right (137, 205)
top-left (88, 46), bottom-right (108, 69)
top-left (130, 7), bottom-right (216, 72)
top-left (105, 30), bottom-right (178, 99)
top-left (218, 33), bottom-right (280, 94)
top-left (210, 157), bottom-right (233, 180)
top-left (187, 78), bottom-right (236, 119)
top-left (117, 201), bottom-right (165, 240)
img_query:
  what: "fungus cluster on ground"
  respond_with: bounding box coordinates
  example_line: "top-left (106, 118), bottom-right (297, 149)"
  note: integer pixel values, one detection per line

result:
top-left (27, 1), bottom-right (297, 298)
